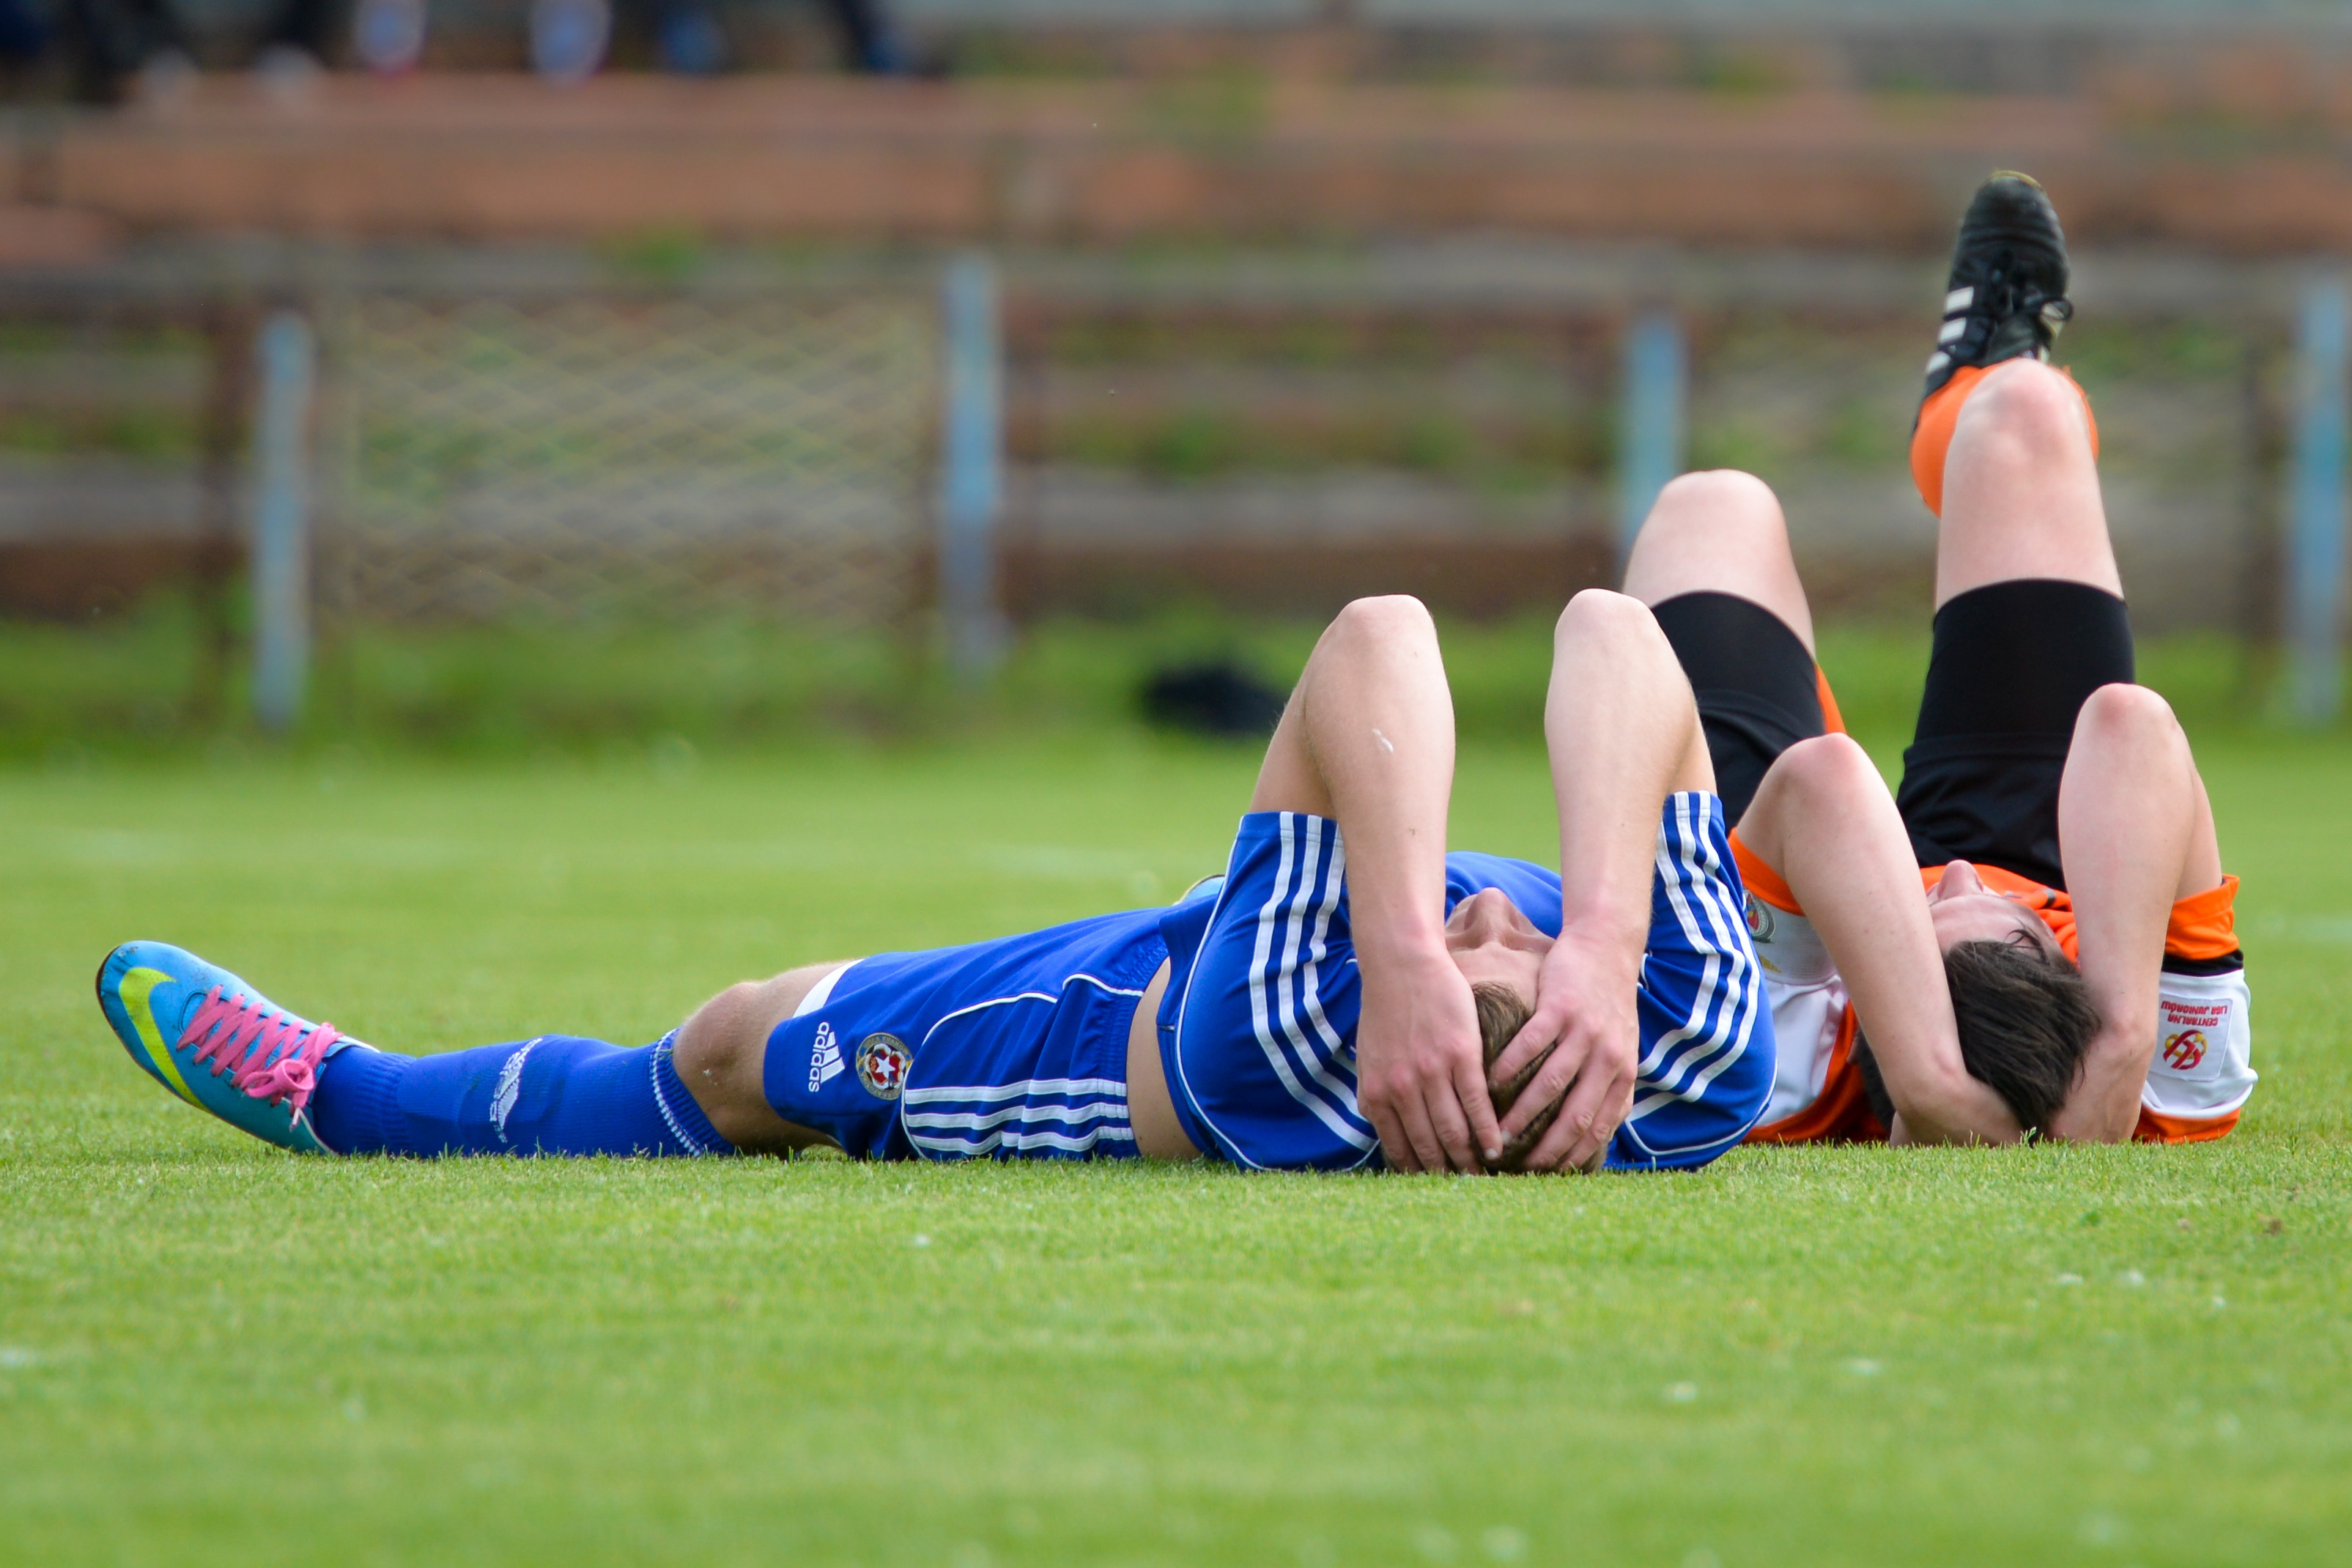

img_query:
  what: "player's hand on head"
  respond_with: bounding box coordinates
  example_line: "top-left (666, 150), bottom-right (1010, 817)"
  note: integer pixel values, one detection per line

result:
top-left (1357, 948), bottom-right (1499, 1174)
top-left (1491, 929), bottom-right (1641, 1174)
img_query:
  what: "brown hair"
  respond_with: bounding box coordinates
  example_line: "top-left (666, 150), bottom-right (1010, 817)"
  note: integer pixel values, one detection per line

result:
top-left (1473, 980), bottom-right (1559, 1172)
top-left (1853, 937), bottom-right (2099, 1137)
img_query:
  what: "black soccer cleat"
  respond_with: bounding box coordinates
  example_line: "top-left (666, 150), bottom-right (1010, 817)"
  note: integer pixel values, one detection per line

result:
top-left (1918, 172), bottom-right (2074, 423)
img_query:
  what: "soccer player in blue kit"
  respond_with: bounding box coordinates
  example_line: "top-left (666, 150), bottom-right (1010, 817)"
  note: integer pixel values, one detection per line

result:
top-left (97, 591), bottom-right (1775, 1175)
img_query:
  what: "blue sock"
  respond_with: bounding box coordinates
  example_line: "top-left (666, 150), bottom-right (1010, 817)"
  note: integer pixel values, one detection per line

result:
top-left (309, 1032), bottom-right (734, 1158)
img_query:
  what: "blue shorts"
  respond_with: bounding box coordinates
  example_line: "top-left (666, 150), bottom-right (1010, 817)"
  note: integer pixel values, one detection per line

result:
top-left (1155, 792), bottom-right (1774, 1172)
top-left (760, 909), bottom-right (1168, 1161)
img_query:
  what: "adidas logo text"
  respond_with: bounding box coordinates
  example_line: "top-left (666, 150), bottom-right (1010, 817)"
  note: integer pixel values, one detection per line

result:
top-left (808, 1021), bottom-right (846, 1092)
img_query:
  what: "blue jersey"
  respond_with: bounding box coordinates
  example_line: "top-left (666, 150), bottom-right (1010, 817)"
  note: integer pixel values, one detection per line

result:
top-left (759, 792), bottom-right (1772, 1171)
top-left (1159, 792), bottom-right (1773, 1172)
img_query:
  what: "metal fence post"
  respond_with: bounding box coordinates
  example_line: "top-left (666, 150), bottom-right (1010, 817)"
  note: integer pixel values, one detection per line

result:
top-left (939, 252), bottom-right (1007, 683)
top-left (251, 310), bottom-right (316, 733)
top-left (1618, 308), bottom-right (1687, 565)
top-left (2288, 278), bottom-right (2348, 726)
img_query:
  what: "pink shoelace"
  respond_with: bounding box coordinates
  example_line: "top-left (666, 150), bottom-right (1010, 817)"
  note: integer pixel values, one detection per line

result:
top-left (180, 986), bottom-right (344, 1114)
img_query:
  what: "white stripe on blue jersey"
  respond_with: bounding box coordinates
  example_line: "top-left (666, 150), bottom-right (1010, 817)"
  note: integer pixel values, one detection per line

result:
top-left (903, 1076), bottom-right (1128, 1104)
top-left (901, 1078), bottom-right (1134, 1155)
top-left (903, 980), bottom-right (1150, 1158)
top-left (1625, 794), bottom-right (1767, 1140)
top-left (1250, 815), bottom-right (1378, 1155)
top-left (907, 1124), bottom-right (1138, 1157)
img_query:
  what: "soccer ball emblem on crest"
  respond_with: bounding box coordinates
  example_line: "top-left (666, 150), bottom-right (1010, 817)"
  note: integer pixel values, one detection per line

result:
top-left (856, 1033), bottom-right (911, 1100)
top-left (2162, 1029), bottom-right (2208, 1072)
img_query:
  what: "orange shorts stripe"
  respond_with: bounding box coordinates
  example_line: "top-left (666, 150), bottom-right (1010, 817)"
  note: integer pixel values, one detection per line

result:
top-left (2135, 1105), bottom-right (2241, 1144)
top-left (1815, 665), bottom-right (1845, 736)
top-left (1728, 830), bottom-right (1800, 913)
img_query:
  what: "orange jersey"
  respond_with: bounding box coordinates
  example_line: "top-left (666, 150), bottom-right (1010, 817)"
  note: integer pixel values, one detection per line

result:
top-left (1731, 834), bottom-right (2252, 1144)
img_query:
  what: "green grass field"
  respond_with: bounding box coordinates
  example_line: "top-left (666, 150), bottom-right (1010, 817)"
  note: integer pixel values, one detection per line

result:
top-left (5, 695), bottom-right (2351, 1564)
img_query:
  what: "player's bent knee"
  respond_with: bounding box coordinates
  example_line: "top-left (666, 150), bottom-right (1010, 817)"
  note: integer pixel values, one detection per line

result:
top-left (1963, 359), bottom-right (2085, 448)
top-left (1652, 467), bottom-right (1782, 524)
top-left (673, 982), bottom-right (773, 1114)
top-left (2076, 682), bottom-right (2179, 746)
top-left (1775, 732), bottom-right (1878, 796)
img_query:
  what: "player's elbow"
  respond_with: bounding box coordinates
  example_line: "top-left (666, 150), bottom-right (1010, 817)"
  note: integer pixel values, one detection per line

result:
top-left (2048, 1090), bottom-right (2142, 1144)
top-left (1329, 594), bottom-right (1435, 651)
top-left (1555, 588), bottom-right (1662, 648)
top-left (1885, 1063), bottom-right (2024, 1148)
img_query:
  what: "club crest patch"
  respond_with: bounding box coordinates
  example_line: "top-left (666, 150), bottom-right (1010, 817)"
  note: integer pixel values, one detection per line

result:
top-left (2162, 1029), bottom-right (2208, 1072)
top-left (1744, 892), bottom-right (1775, 944)
top-left (855, 1033), bottom-right (911, 1100)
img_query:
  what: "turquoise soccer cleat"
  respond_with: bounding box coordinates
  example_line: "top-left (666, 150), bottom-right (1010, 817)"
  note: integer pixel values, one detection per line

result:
top-left (95, 942), bottom-right (360, 1154)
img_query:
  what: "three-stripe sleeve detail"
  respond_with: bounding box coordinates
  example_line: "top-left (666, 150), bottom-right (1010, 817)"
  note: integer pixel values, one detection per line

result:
top-left (1250, 816), bottom-right (1379, 1156)
top-left (1628, 794), bottom-right (1765, 1131)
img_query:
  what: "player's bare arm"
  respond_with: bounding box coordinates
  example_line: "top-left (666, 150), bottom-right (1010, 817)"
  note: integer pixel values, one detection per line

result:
top-left (1489, 590), bottom-right (1714, 1173)
top-left (2049, 683), bottom-right (2227, 1141)
top-left (1251, 593), bottom-right (1499, 1174)
top-left (1735, 737), bottom-right (2020, 1145)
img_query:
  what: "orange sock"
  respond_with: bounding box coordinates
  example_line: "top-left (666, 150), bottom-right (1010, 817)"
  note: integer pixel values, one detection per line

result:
top-left (1909, 362), bottom-right (2099, 517)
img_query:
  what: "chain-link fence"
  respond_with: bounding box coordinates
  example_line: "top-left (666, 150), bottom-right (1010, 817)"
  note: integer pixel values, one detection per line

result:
top-left (325, 290), bottom-right (938, 625)
top-left (1, 244), bottom-right (2331, 747)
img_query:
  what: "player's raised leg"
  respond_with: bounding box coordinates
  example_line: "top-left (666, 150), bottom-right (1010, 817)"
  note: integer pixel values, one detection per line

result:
top-left (95, 941), bottom-right (736, 1158)
top-left (1933, 358), bottom-right (2118, 606)
top-left (1621, 467), bottom-right (1816, 655)
top-left (1906, 172), bottom-right (2245, 1143)
top-left (1898, 173), bottom-right (2134, 894)
top-left (1621, 467), bottom-right (1826, 824)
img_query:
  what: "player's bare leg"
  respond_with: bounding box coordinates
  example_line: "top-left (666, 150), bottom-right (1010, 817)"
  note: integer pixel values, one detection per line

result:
top-left (671, 962), bottom-right (860, 1154)
top-left (1621, 467), bottom-right (1816, 653)
top-left (1926, 280), bottom-right (2227, 1141)
top-left (1935, 357), bottom-right (2120, 607)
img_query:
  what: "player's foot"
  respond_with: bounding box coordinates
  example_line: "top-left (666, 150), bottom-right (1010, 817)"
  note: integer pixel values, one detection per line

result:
top-left (1920, 171), bottom-right (2074, 417)
top-left (95, 942), bottom-right (361, 1154)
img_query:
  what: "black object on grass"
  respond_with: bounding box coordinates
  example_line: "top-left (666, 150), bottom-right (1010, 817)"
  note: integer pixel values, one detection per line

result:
top-left (1139, 661), bottom-right (1287, 739)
